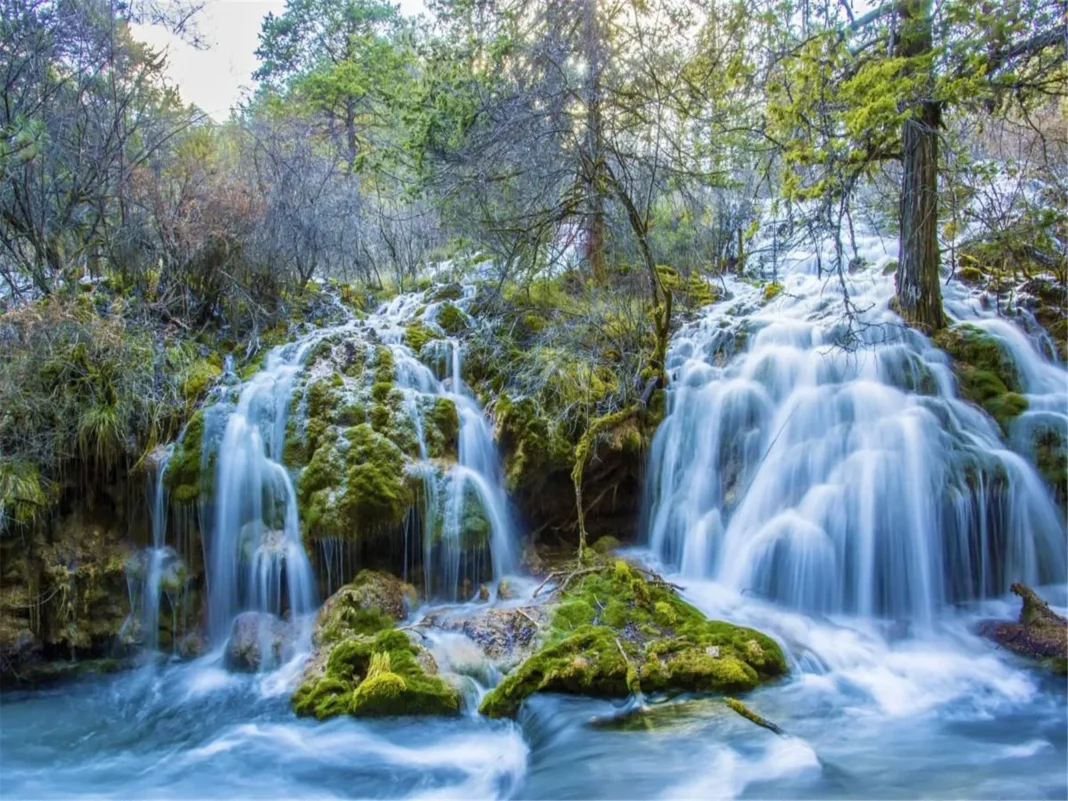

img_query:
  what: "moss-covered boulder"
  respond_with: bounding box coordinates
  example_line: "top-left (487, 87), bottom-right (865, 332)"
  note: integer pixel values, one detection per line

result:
top-left (978, 583), bottom-right (1067, 675)
top-left (292, 573), bottom-right (460, 719)
top-left (287, 339), bottom-right (461, 551)
top-left (933, 324), bottom-right (1028, 433)
top-left (478, 560), bottom-right (786, 718)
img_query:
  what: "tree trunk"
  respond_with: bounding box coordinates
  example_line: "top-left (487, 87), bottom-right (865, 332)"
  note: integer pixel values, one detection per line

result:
top-left (894, 0), bottom-right (945, 331)
top-left (345, 96), bottom-right (358, 173)
top-left (583, 0), bottom-right (607, 284)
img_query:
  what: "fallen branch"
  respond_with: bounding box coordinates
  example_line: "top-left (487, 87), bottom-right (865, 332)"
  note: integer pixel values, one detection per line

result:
top-left (631, 566), bottom-right (684, 591)
top-left (533, 571), bottom-right (564, 597)
top-left (725, 697), bottom-right (784, 735)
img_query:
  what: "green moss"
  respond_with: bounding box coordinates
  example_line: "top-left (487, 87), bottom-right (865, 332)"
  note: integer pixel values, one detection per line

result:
top-left (164, 410), bottom-right (209, 503)
top-left (339, 424), bottom-right (413, 528)
top-left (306, 379), bottom-right (340, 424)
top-left (495, 394), bottom-right (572, 491)
top-left (315, 571), bottom-right (417, 644)
top-left (763, 282), bottom-right (784, 301)
top-left (293, 628), bottom-right (460, 719)
top-left (437, 303), bottom-right (468, 336)
top-left (591, 535), bottom-right (621, 555)
top-left (371, 381), bottom-right (393, 402)
top-left (282, 419), bottom-right (309, 467)
top-left (656, 265), bottom-right (719, 309)
top-left (373, 346), bottom-right (395, 385)
top-left (429, 283), bottom-right (464, 303)
top-left (1033, 427), bottom-right (1067, 510)
top-left (422, 397), bottom-right (459, 459)
top-left (336, 402), bottom-right (366, 427)
top-left (478, 560), bottom-right (786, 718)
top-left (405, 321), bottom-right (440, 353)
top-left (933, 324), bottom-right (1027, 433)
top-left (179, 357), bottom-right (222, 404)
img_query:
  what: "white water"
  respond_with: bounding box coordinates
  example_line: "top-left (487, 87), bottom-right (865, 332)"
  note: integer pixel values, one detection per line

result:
top-left (646, 232), bottom-right (1067, 623)
top-left (205, 335), bottom-right (331, 644)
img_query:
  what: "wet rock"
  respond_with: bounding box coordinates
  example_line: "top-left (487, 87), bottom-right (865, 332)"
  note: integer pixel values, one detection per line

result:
top-left (300, 571), bottom-right (416, 685)
top-left (978, 583), bottom-right (1067, 674)
top-left (424, 605), bottom-right (548, 667)
top-left (314, 570), bottom-right (417, 644)
top-left (224, 612), bottom-right (294, 672)
top-left (177, 631), bottom-right (206, 660)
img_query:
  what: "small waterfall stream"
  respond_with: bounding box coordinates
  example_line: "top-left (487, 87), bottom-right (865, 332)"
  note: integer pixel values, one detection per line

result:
top-left (206, 338), bottom-right (325, 641)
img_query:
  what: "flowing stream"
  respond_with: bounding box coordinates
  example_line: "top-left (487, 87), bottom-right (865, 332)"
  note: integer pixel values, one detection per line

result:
top-left (2, 258), bottom-right (1065, 799)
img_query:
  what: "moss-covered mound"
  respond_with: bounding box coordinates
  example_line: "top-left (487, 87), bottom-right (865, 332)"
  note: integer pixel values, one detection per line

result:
top-left (478, 560), bottom-right (786, 718)
top-left (283, 339), bottom-right (461, 547)
top-left (933, 324), bottom-right (1028, 433)
top-left (293, 629), bottom-right (461, 719)
top-left (292, 572), bottom-right (460, 720)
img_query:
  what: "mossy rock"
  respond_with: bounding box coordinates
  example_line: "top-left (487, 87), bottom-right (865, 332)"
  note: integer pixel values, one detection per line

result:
top-left (429, 283), bottom-right (464, 303)
top-left (437, 303), bottom-right (468, 336)
top-left (591, 535), bottom-right (621, 555)
top-left (478, 560), bottom-right (786, 718)
top-left (313, 570), bottom-right (418, 646)
top-left (405, 321), bottom-right (440, 353)
top-left (1032, 427), bottom-right (1067, 509)
top-left (933, 324), bottom-right (1027, 433)
top-left (292, 628), bottom-right (460, 720)
top-left (763, 282), bottom-right (784, 302)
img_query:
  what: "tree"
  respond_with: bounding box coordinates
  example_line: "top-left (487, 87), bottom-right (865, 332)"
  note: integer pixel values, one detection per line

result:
top-left (0, 0), bottom-right (196, 298)
top-left (254, 0), bottom-right (412, 172)
top-left (765, 0), bottom-right (1067, 330)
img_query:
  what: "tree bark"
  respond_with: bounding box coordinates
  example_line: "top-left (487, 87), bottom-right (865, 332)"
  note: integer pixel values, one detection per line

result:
top-left (894, 0), bottom-right (945, 331)
top-left (582, 0), bottom-right (607, 284)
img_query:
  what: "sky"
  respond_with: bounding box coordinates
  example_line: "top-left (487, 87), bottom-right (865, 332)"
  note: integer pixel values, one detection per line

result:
top-left (132, 0), bottom-right (425, 121)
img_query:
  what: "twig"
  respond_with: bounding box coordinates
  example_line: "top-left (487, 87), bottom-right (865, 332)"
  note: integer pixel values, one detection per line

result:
top-left (725, 697), bottom-right (784, 735)
top-left (532, 570), bottom-right (563, 597)
top-left (515, 608), bottom-right (540, 628)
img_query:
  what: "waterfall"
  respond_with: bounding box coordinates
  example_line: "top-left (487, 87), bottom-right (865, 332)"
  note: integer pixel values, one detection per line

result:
top-left (645, 232), bottom-right (1067, 624)
top-left (141, 446), bottom-right (171, 652)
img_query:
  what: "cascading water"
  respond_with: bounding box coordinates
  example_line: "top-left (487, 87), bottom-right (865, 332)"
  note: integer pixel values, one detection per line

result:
top-left (646, 232), bottom-right (1067, 623)
top-left (368, 290), bottom-right (517, 599)
top-left (204, 335), bottom-right (337, 643)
